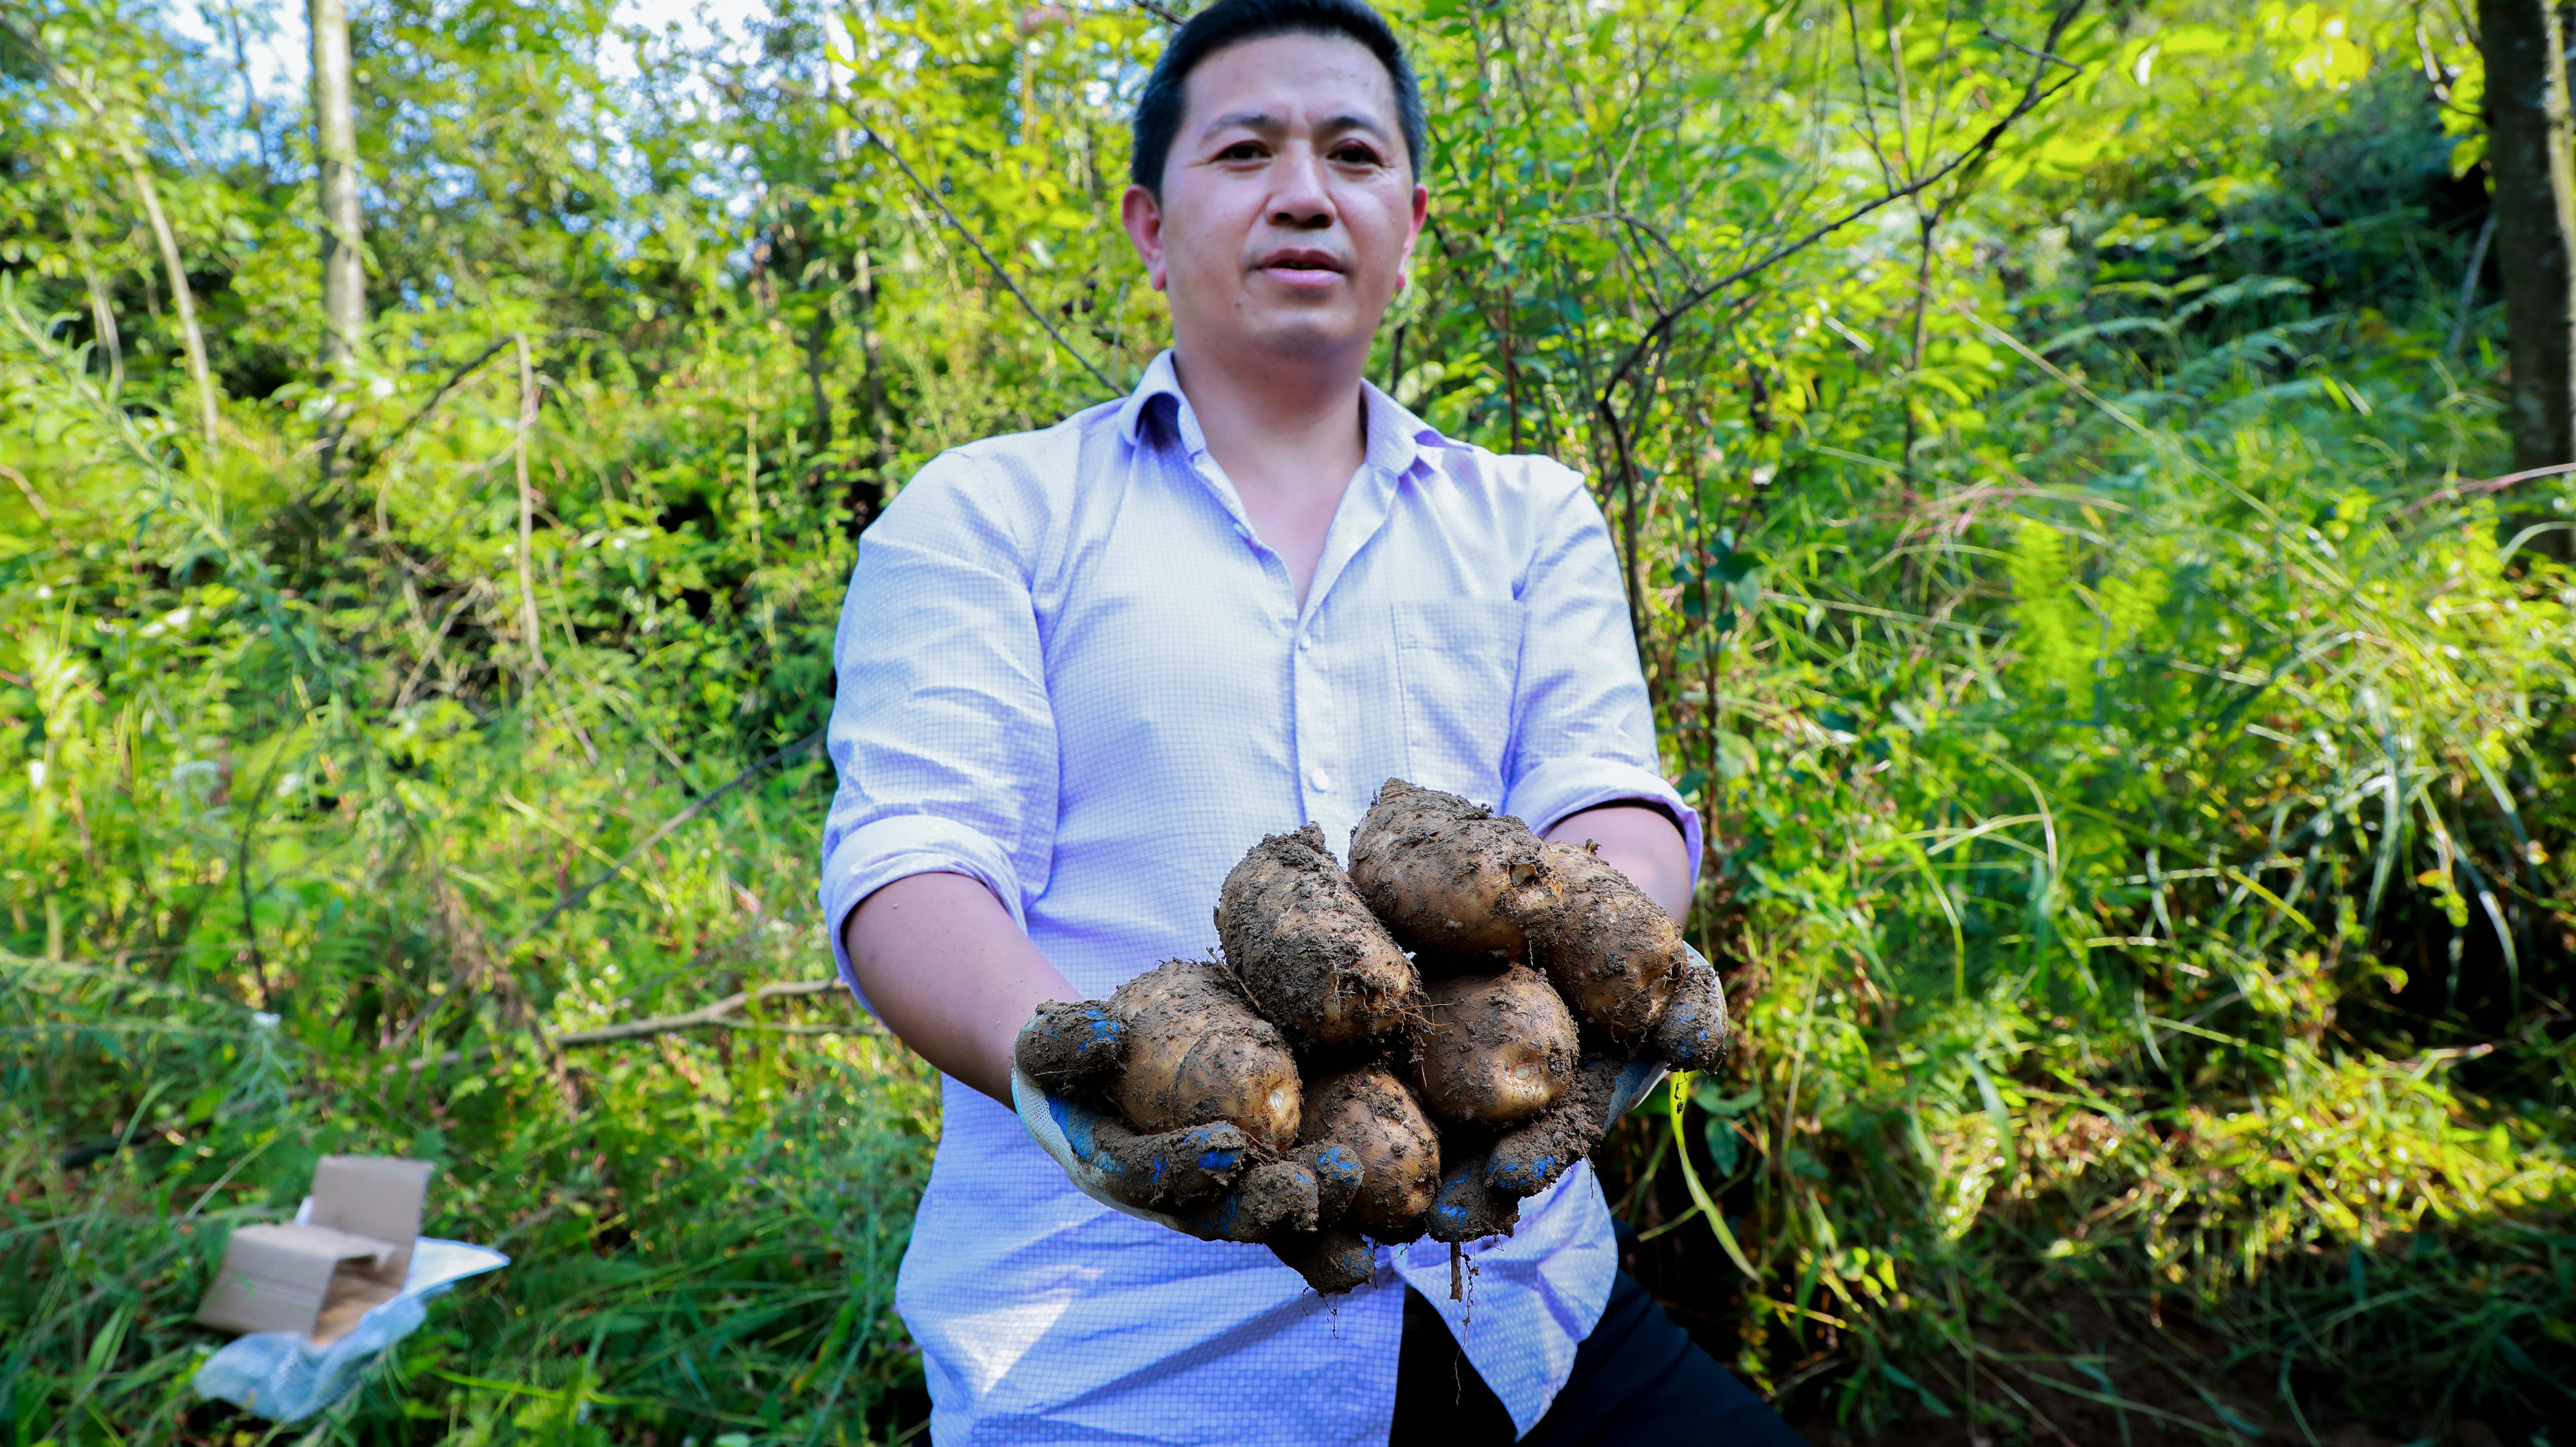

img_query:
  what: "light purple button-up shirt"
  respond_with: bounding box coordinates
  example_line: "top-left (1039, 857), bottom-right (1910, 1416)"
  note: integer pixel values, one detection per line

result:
top-left (818, 351), bottom-right (1700, 1444)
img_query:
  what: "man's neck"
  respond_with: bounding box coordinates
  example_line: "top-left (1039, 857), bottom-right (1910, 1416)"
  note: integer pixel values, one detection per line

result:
top-left (1168, 342), bottom-right (1372, 611)
top-left (1170, 345), bottom-right (1369, 510)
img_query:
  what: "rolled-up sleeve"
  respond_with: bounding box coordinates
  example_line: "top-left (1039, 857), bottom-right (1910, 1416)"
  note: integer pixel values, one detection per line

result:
top-left (817, 450), bottom-right (1058, 1016)
top-left (1500, 467), bottom-right (1703, 884)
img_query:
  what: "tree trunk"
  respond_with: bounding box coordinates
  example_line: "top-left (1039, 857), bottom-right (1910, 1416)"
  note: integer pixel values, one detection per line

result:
top-left (2481, 0), bottom-right (2576, 556)
top-left (310, 0), bottom-right (366, 482)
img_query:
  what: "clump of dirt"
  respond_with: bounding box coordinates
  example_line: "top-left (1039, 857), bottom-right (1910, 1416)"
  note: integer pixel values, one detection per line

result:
top-left (1080, 1117), bottom-right (1252, 1208)
top-left (1013, 997), bottom-right (1126, 1093)
top-left (1267, 1226), bottom-right (1374, 1294)
top-left (1426, 1147), bottom-right (1523, 1243)
top-left (1485, 1057), bottom-right (1621, 1196)
top-left (1226, 1158), bottom-right (1319, 1241)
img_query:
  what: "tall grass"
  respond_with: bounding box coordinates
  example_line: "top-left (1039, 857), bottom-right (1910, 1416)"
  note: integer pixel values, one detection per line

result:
top-left (3, 1), bottom-right (2573, 1443)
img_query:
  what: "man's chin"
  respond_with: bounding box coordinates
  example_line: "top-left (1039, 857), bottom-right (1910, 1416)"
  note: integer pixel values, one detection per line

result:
top-left (1230, 311), bottom-right (1379, 367)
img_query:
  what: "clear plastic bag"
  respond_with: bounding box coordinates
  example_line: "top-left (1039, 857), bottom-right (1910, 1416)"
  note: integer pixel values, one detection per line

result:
top-left (192, 1237), bottom-right (508, 1422)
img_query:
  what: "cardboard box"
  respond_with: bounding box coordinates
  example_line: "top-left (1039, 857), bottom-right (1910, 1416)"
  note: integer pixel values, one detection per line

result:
top-left (195, 1156), bottom-right (436, 1344)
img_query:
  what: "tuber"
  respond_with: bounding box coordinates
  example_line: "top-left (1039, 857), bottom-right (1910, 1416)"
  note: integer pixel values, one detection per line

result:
top-left (1413, 964), bottom-right (1578, 1125)
top-left (1104, 959), bottom-right (1302, 1153)
top-left (1216, 824), bottom-right (1420, 1050)
top-left (1643, 948), bottom-right (1729, 1074)
top-left (1348, 780), bottom-right (1559, 970)
top-left (1526, 841), bottom-right (1682, 1045)
top-left (1267, 1227), bottom-right (1375, 1294)
top-left (1296, 1065), bottom-right (1442, 1240)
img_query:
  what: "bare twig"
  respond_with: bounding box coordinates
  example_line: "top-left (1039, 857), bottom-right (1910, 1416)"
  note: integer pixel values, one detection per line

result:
top-left (0, 463), bottom-right (52, 522)
top-left (1583, 2), bottom-right (2088, 643)
top-left (555, 979), bottom-right (857, 1046)
top-left (513, 334), bottom-right (545, 681)
top-left (499, 728), bottom-right (826, 954)
top-left (390, 979), bottom-right (872, 1075)
top-left (859, 125), bottom-right (1122, 395)
top-left (2445, 209), bottom-right (2495, 360)
top-left (2403, 459), bottom-right (2576, 515)
top-left (345, 336), bottom-right (516, 484)
top-left (1594, 0), bottom-right (2088, 423)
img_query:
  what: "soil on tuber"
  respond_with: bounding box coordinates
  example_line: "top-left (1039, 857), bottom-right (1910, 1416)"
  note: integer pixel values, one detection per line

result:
top-left (1295, 1065), bottom-right (1442, 1241)
top-left (1413, 963), bottom-right (1578, 1125)
top-left (1424, 1149), bottom-right (1523, 1243)
top-left (1526, 840), bottom-right (1682, 1045)
top-left (1268, 1227), bottom-right (1375, 1294)
top-left (1485, 1057), bottom-right (1622, 1197)
top-left (1348, 780), bottom-right (1559, 971)
top-left (1216, 824), bottom-right (1420, 1050)
top-left (1643, 948), bottom-right (1729, 1073)
top-left (1104, 958), bottom-right (1302, 1153)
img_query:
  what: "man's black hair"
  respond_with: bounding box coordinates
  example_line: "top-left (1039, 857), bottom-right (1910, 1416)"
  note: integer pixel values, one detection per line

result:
top-left (1130, 0), bottom-right (1427, 195)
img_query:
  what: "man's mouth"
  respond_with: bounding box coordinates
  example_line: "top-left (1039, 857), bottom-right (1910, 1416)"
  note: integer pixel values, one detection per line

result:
top-left (1259, 249), bottom-right (1346, 281)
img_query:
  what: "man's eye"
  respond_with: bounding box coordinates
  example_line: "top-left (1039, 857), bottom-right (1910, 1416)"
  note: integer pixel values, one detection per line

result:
top-left (1219, 141), bottom-right (1266, 161)
top-left (1332, 144), bottom-right (1383, 167)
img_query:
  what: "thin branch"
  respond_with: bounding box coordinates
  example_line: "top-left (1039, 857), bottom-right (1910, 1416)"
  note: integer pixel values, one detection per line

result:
top-left (1594, 0), bottom-right (2088, 422)
top-left (860, 126), bottom-right (1122, 396)
top-left (513, 334), bottom-right (545, 682)
top-left (390, 979), bottom-right (875, 1075)
top-left (0, 463), bottom-right (53, 522)
top-left (344, 336), bottom-right (514, 484)
top-left (2445, 209), bottom-right (2494, 360)
top-left (1976, 23), bottom-right (2083, 72)
top-left (498, 728), bottom-right (826, 955)
top-left (2402, 459), bottom-right (2576, 515)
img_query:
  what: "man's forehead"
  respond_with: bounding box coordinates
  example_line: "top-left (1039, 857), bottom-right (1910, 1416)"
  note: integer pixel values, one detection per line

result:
top-left (1182, 31), bottom-right (1397, 135)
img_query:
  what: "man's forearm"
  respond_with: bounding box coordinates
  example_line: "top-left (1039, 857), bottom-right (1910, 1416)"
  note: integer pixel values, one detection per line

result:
top-left (1546, 803), bottom-right (1692, 922)
top-left (843, 871), bottom-right (1078, 1106)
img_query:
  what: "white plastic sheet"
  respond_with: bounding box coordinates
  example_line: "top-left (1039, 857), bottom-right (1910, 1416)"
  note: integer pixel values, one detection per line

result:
top-left (193, 1236), bottom-right (508, 1422)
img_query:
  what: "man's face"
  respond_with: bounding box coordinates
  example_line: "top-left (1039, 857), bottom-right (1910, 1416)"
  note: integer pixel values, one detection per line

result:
top-left (1123, 31), bottom-right (1428, 369)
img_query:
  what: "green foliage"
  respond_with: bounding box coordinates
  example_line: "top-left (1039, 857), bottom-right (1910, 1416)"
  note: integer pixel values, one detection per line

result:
top-left (2, 0), bottom-right (2571, 1442)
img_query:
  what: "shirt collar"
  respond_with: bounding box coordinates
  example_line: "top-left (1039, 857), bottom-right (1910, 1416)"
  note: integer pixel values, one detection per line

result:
top-left (1115, 348), bottom-right (1446, 482)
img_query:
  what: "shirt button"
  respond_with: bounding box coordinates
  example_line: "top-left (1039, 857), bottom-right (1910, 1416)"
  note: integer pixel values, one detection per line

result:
top-left (1298, 635), bottom-right (1314, 652)
top-left (1309, 768), bottom-right (1332, 792)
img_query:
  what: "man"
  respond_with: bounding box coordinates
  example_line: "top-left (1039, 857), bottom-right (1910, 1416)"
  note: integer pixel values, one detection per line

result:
top-left (819, 1), bottom-right (1802, 1440)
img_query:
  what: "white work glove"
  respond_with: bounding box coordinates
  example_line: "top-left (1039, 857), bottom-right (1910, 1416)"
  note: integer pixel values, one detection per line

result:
top-left (1010, 1003), bottom-right (1360, 1244)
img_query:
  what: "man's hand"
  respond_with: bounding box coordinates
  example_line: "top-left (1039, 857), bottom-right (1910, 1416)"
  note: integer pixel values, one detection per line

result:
top-left (1010, 1002), bottom-right (1363, 1244)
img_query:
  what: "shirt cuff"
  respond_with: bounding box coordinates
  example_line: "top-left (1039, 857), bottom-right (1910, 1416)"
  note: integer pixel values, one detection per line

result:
top-left (818, 814), bottom-right (1027, 1019)
top-left (1504, 758), bottom-right (1705, 891)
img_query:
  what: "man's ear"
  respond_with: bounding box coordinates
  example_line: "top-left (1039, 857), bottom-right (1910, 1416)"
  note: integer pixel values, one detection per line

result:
top-left (1396, 182), bottom-right (1428, 290)
top-left (1121, 184), bottom-right (1169, 293)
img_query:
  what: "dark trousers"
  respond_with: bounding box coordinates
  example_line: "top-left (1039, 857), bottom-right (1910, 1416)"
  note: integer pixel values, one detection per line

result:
top-left (1389, 1269), bottom-right (1804, 1445)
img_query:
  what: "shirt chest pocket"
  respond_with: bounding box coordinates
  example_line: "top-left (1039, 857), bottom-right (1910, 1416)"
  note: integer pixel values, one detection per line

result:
top-left (1393, 599), bottom-right (1525, 809)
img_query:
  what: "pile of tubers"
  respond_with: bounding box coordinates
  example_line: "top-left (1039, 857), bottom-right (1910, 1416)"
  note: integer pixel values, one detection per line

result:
top-left (1015, 779), bottom-right (1728, 1294)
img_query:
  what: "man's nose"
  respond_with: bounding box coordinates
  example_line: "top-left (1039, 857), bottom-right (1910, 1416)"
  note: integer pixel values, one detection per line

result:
top-left (1267, 148), bottom-right (1335, 230)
